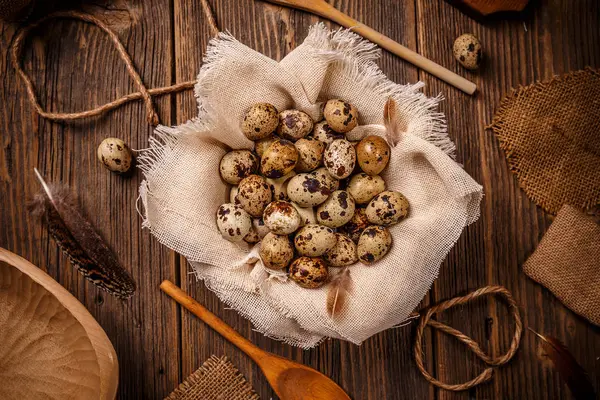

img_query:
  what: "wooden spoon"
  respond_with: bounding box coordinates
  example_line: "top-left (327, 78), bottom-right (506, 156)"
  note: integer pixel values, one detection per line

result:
top-left (160, 280), bottom-right (351, 400)
top-left (262, 0), bottom-right (477, 95)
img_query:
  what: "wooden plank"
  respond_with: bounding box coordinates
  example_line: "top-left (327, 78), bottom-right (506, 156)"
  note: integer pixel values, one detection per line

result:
top-left (0, 2), bottom-right (180, 398)
top-left (416, 0), bottom-right (600, 398)
top-left (172, 0), bottom-right (435, 399)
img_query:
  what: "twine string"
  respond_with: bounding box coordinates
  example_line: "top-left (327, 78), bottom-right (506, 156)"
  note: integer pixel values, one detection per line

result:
top-left (412, 285), bottom-right (523, 391)
top-left (10, 6), bottom-right (218, 126)
top-left (10, 8), bottom-right (522, 393)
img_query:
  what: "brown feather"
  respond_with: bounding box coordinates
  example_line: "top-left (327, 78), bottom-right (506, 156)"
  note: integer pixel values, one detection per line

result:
top-left (326, 268), bottom-right (353, 318)
top-left (383, 97), bottom-right (401, 147)
top-left (529, 328), bottom-right (596, 400)
top-left (29, 168), bottom-right (136, 299)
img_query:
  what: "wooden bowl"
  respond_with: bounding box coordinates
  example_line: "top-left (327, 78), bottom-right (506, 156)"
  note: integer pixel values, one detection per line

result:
top-left (0, 248), bottom-right (118, 400)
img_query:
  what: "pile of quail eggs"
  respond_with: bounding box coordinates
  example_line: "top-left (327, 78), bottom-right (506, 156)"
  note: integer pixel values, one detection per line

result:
top-left (216, 100), bottom-right (410, 289)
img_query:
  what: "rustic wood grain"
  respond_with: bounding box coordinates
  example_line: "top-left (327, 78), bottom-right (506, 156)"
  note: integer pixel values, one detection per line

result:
top-left (1, 0), bottom-right (599, 399)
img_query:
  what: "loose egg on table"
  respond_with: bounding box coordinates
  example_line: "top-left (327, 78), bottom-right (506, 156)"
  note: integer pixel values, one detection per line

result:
top-left (289, 257), bottom-right (329, 288)
top-left (324, 139), bottom-right (356, 179)
top-left (220, 150), bottom-right (259, 185)
top-left (277, 109), bottom-right (314, 141)
top-left (356, 135), bottom-right (390, 176)
top-left (242, 103), bottom-right (279, 140)
top-left (260, 139), bottom-right (298, 178)
top-left (453, 33), bottom-right (483, 71)
top-left (97, 137), bottom-right (134, 174)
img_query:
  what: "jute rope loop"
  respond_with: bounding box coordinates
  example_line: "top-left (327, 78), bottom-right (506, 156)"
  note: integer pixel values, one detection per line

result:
top-left (413, 285), bottom-right (523, 391)
top-left (10, 7), bottom-right (218, 126)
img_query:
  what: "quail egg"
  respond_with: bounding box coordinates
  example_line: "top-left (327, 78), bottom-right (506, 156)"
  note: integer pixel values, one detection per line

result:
top-left (347, 173), bottom-right (386, 204)
top-left (229, 186), bottom-right (240, 204)
top-left (255, 135), bottom-right (279, 157)
top-left (294, 137), bottom-right (326, 172)
top-left (312, 120), bottom-right (344, 145)
top-left (216, 203), bottom-right (252, 242)
top-left (242, 103), bottom-right (279, 140)
top-left (260, 139), bottom-right (298, 178)
top-left (324, 233), bottom-right (358, 267)
top-left (289, 257), bottom-right (329, 288)
top-left (366, 191), bottom-right (410, 225)
top-left (338, 207), bottom-right (370, 243)
top-left (287, 173), bottom-right (332, 207)
top-left (219, 150), bottom-right (259, 185)
top-left (237, 174), bottom-right (272, 217)
top-left (277, 109), bottom-right (314, 141)
top-left (453, 33), bottom-right (483, 71)
top-left (323, 99), bottom-right (358, 133)
top-left (292, 203), bottom-right (316, 226)
top-left (357, 225), bottom-right (392, 264)
top-left (316, 190), bottom-right (356, 228)
top-left (294, 224), bottom-right (337, 256)
top-left (356, 135), bottom-right (390, 176)
top-left (263, 200), bottom-right (301, 235)
top-left (259, 232), bottom-right (294, 270)
top-left (324, 139), bottom-right (356, 179)
top-left (266, 171), bottom-right (296, 201)
top-left (312, 167), bottom-right (340, 192)
top-left (252, 217), bottom-right (270, 240)
top-left (97, 137), bottom-right (134, 174)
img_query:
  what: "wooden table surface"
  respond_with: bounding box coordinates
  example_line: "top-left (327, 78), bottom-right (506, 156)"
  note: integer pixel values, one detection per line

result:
top-left (1, 0), bottom-right (599, 399)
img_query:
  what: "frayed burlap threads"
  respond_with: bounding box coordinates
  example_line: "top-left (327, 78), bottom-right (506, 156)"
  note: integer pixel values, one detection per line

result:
top-left (489, 68), bottom-right (600, 215)
top-left (165, 356), bottom-right (259, 400)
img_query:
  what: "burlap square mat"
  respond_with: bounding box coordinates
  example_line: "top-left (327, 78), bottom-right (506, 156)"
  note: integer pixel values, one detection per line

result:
top-left (165, 356), bottom-right (259, 400)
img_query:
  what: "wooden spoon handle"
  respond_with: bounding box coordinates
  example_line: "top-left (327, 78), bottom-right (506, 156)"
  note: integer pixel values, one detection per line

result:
top-left (160, 280), bottom-right (265, 363)
top-left (264, 0), bottom-right (477, 95)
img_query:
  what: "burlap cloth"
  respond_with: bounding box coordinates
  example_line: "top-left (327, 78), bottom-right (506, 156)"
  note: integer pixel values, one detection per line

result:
top-left (165, 356), bottom-right (258, 400)
top-left (489, 68), bottom-right (600, 215)
top-left (523, 205), bottom-right (600, 326)
top-left (138, 25), bottom-right (483, 348)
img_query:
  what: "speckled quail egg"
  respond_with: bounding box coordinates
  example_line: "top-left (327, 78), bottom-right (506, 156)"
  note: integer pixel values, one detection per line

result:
top-left (357, 225), bottom-right (392, 264)
top-left (312, 167), bottom-right (340, 192)
top-left (237, 174), bottom-right (272, 217)
top-left (453, 33), bottom-right (483, 71)
top-left (323, 99), bottom-right (358, 133)
top-left (312, 120), bottom-right (344, 146)
top-left (338, 207), bottom-right (370, 243)
top-left (262, 201), bottom-right (301, 235)
top-left (292, 203), bottom-right (316, 226)
top-left (347, 173), bottom-right (386, 204)
top-left (324, 139), bottom-right (356, 179)
top-left (266, 171), bottom-right (296, 201)
top-left (260, 139), bottom-right (298, 178)
top-left (97, 138), bottom-right (133, 174)
top-left (366, 191), bottom-right (410, 226)
top-left (259, 232), bottom-right (294, 270)
top-left (220, 150), bottom-right (259, 185)
top-left (277, 109), bottom-right (314, 141)
top-left (242, 103), bottom-right (279, 140)
top-left (252, 217), bottom-right (270, 239)
top-left (316, 190), bottom-right (356, 228)
top-left (255, 135), bottom-right (278, 157)
top-left (294, 137), bottom-right (326, 172)
top-left (287, 173), bottom-right (332, 207)
top-left (243, 227), bottom-right (260, 244)
top-left (356, 135), bottom-right (390, 176)
top-left (216, 203), bottom-right (252, 242)
top-left (294, 224), bottom-right (337, 256)
top-left (229, 186), bottom-right (240, 204)
top-left (289, 257), bottom-right (329, 288)
top-left (324, 233), bottom-right (358, 267)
